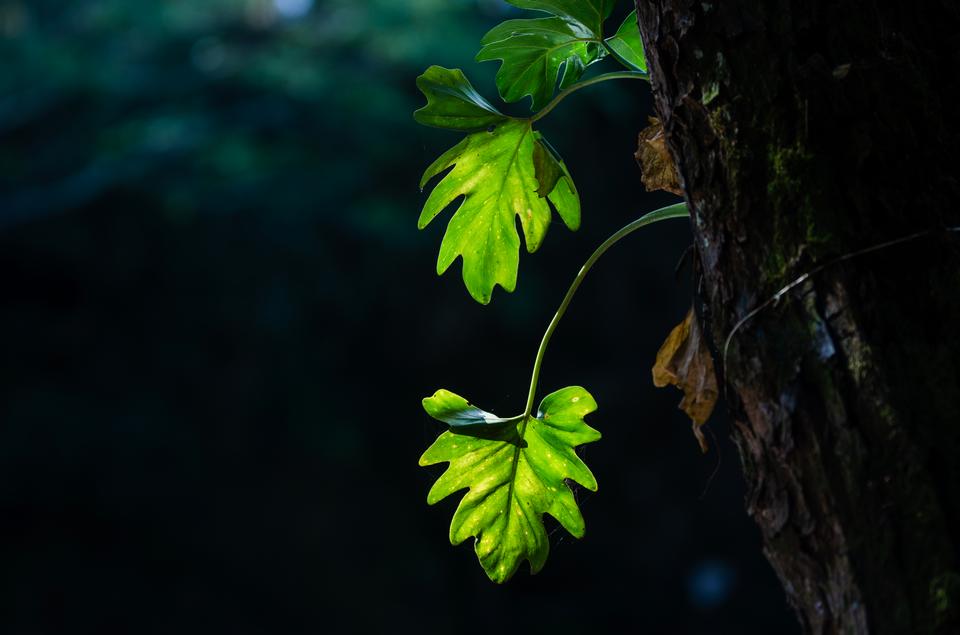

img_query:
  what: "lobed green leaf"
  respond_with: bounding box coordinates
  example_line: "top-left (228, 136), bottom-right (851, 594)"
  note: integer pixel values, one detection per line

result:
top-left (532, 134), bottom-right (580, 230)
top-left (475, 0), bottom-right (618, 111)
top-left (476, 17), bottom-right (605, 111)
top-left (413, 65), bottom-right (509, 131)
top-left (414, 67), bottom-right (581, 304)
top-left (505, 0), bottom-right (617, 36)
top-left (420, 386), bottom-right (601, 583)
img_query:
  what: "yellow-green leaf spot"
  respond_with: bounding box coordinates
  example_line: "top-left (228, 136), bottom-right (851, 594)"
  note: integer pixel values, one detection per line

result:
top-left (419, 386), bottom-right (601, 583)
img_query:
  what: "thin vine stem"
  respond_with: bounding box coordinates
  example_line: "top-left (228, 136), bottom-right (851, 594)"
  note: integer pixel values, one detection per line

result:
top-left (521, 202), bottom-right (689, 419)
top-left (529, 70), bottom-right (649, 124)
top-left (721, 223), bottom-right (960, 394)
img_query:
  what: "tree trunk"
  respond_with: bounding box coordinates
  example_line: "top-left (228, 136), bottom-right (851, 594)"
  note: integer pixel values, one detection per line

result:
top-left (635, 2), bottom-right (960, 633)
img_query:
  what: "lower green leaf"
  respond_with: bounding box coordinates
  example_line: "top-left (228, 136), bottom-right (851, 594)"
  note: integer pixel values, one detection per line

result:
top-left (419, 386), bottom-right (600, 583)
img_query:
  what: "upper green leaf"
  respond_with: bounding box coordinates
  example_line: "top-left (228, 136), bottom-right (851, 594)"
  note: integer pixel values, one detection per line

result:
top-left (420, 386), bottom-right (601, 583)
top-left (418, 119), bottom-right (552, 303)
top-left (506, 0), bottom-right (617, 36)
top-left (413, 65), bottom-right (509, 131)
top-left (476, 17), bottom-right (605, 111)
top-left (604, 10), bottom-right (647, 73)
top-left (475, 0), bottom-right (617, 111)
top-left (415, 68), bottom-right (580, 304)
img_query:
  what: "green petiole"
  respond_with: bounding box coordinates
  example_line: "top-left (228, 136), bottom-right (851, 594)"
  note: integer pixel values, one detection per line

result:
top-left (529, 70), bottom-right (649, 124)
top-left (521, 202), bottom-right (690, 419)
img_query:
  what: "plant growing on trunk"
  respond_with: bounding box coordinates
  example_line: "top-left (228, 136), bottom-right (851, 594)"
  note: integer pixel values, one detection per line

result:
top-left (413, 0), bottom-right (701, 583)
top-left (415, 2), bottom-right (960, 632)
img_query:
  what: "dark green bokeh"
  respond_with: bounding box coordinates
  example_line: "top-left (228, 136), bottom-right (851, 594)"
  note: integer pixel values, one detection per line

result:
top-left (0, 1), bottom-right (795, 633)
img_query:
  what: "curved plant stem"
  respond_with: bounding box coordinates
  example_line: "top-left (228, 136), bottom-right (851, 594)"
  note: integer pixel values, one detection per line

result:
top-left (529, 71), bottom-right (649, 124)
top-left (521, 202), bottom-right (689, 419)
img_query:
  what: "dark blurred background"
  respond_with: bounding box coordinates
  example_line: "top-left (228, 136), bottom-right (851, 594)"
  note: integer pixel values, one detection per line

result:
top-left (0, 1), bottom-right (795, 633)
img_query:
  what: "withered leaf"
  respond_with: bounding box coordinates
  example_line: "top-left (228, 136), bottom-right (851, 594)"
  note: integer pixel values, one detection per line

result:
top-left (635, 116), bottom-right (683, 196)
top-left (652, 307), bottom-right (718, 452)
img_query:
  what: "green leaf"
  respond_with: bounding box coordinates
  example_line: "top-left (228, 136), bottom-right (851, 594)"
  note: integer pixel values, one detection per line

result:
top-left (415, 68), bottom-right (581, 303)
top-left (532, 135), bottom-right (580, 230)
top-left (558, 53), bottom-right (588, 90)
top-left (506, 0), bottom-right (617, 35)
top-left (604, 10), bottom-right (647, 73)
top-left (422, 389), bottom-right (518, 429)
top-left (417, 120), bottom-right (539, 304)
top-left (413, 65), bottom-right (509, 131)
top-left (476, 17), bottom-right (605, 111)
top-left (532, 138), bottom-right (563, 197)
top-left (475, 0), bottom-right (617, 111)
top-left (419, 386), bottom-right (601, 583)
top-left (415, 68), bottom-right (581, 304)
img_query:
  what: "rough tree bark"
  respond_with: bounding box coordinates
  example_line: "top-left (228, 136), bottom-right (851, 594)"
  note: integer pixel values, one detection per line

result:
top-left (635, 2), bottom-right (960, 633)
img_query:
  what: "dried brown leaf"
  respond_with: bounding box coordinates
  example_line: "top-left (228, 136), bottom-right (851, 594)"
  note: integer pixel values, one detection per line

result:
top-left (652, 308), bottom-right (718, 452)
top-left (635, 116), bottom-right (683, 196)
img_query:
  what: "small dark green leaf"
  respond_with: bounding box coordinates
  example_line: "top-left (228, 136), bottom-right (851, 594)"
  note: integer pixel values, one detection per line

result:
top-left (506, 0), bottom-right (616, 35)
top-left (604, 10), bottom-right (647, 73)
top-left (476, 0), bottom-right (616, 111)
top-left (476, 17), bottom-right (604, 111)
top-left (558, 52), bottom-right (587, 90)
top-left (422, 389), bottom-right (516, 429)
top-left (532, 134), bottom-right (580, 230)
top-left (532, 140), bottom-right (563, 197)
top-left (413, 66), bottom-right (509, 131)
top-left (420, 386), bottom-right (601, 583)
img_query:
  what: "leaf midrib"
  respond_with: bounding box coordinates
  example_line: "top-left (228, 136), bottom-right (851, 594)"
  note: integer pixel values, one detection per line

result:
top-left (477, 121), bottom-right (533, 290)
top-left (496, 37), bottom-right (600, 104)
top-left (489, 36), bottom-right (598, 51)
top-left (501, 414), bottom-right (534, 559)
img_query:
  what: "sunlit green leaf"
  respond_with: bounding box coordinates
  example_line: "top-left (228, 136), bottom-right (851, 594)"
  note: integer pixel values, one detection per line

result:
top-left (415, 67), bottom-right (580, 304)
top-left (476, 17), bottom-right (605, 111)
top-left (604, 10), bottom-right (647, 73)
top-left (417, 119), bottom-right (552, 303)
top-left (419, 386), bottom-right (600, 583)
top-left (413, 65), bottom-right (508, 131)
top-left (422, 389), bottom-right (518, 429)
